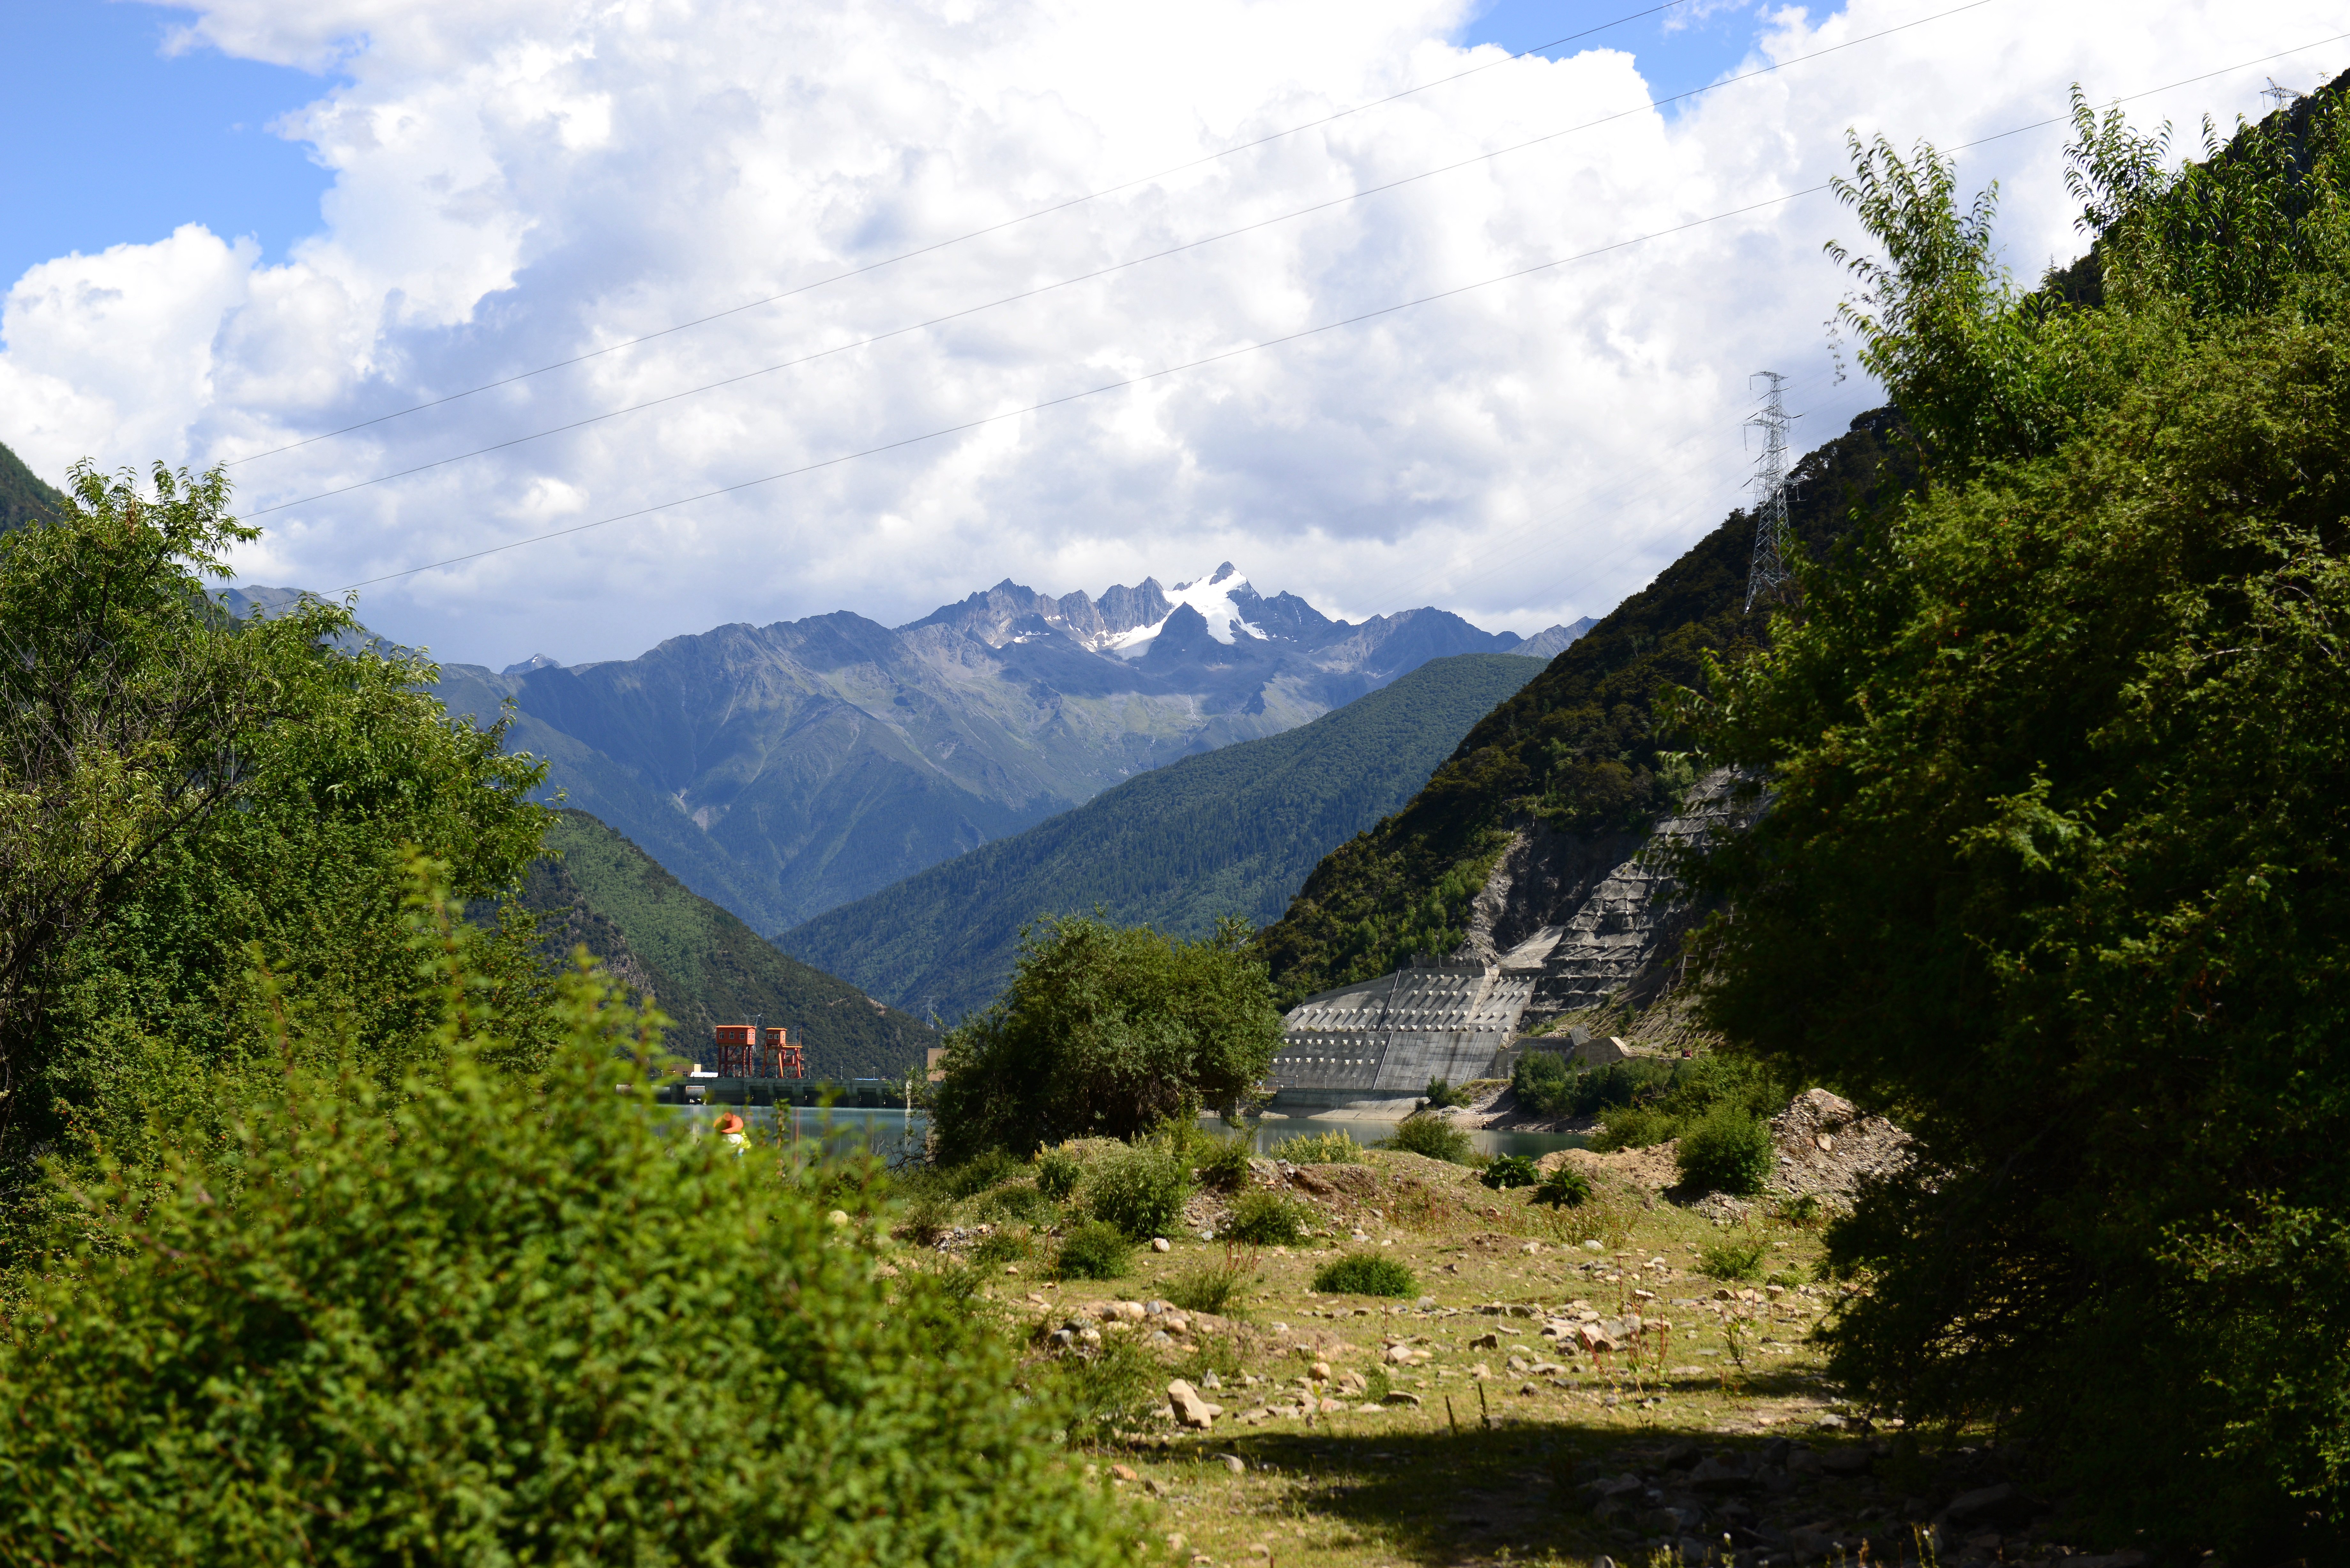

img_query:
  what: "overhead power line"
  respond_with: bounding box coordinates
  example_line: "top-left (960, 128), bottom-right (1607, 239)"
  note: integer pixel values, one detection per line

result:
top-left (225, 0), bottom-right (1713, 468)
top-left (248, 0), bottom-right (1993, 518)
top-left (322, 31), bottom-right (2350, 594)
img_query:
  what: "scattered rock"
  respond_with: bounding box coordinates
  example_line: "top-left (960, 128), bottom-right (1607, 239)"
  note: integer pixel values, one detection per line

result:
top-left (1770, 1087), bottom-right (1912, 1204)
top-left (1110, 1463), bottom-right (1138, 1482)
top-left (1218, 1453), bottom-right (1247, 1474)
top-left (827, 1210), bottom-right (850, 1226)
top-left (1152, 1237), bottom-right (1171, 1253)
top-left (1167, 1380), bottom-right (1223, 1429)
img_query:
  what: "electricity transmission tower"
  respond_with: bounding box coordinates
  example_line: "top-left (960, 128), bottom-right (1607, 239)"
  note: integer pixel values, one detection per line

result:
top-left (2263, 78), bottom-right (2303, 112)
top-left (1744, 371), bottom-right (1794, 613)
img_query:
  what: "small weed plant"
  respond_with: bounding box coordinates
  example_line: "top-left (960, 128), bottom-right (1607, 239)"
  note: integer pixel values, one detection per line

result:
top-left (945, 1148), bottom-right (1023, 1198)
top-left (1699, 1236), bottom-right (1769, 1281)
top-left (1480, 1153), bottom-right (1539, 1190)
top-left (1223, 1188), bottom-right (1308, 1246)
top-left (1166, 1248), bottom-right (1253, 1316)
top-left (1533, 1164), bottom-right (1593, 1208)
top-left (1055, 1220), bottom-right (1132, 1280)
top-left (1312, 1252), bottom-right (1418, 1298)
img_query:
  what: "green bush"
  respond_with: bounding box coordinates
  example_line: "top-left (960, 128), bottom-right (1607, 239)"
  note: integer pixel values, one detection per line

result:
top-left (1087, 1145), bottom-right (1192, 1239)
top-left (1312, 1253), bottom-right (1418, 1298)
top-left (1699, 1238), bottom-right (1768, 1282)
top-left (1381, 1114), bottom-right (1475, 1164)
top-left (1423, 1076), bottom-right (1471, 1109)
top-left (1056, 1220), bottom-right (1133, 1281)
top-left (1196, 1136), bottom-right (1253, 1191)
top-left (1222, 1188), bottom-right (1309, 1246)
top-left (1590, 1104), bottom-right (1678, 1151)
top-left (899, 1189), bottom-right (956, 1246)
top-left (1674, 1102), bottom-right (1775, 1196)
top-left (1533, 1164), bottom-right (1593, 1208)
top-left (0, 884), bottom-right (1139, 1565)
top-left (1480, 1153), bottom-right (1539, 1190)
top-left (1022, 1332), bottom-right (1161, 1447)
top-left (1034, 1147), bottom-right (1082, 1201)
top-left (1271, 1129), bottom-right (1363, 1164)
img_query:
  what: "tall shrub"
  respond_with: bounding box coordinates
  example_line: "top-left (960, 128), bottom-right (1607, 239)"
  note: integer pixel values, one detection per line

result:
top-left (0, 875), bottom-right (1138, 1566)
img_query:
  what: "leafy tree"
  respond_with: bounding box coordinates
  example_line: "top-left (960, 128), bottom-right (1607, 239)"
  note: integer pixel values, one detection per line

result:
top-left (0, 462), bottom-right (551, 1261)
top-left (1681, 88), bottom-right (2350, 1554)
top-left (929, 914), bottom-right (1283, 1161)
top-left (0, 871), bottom-right (1139, 1565)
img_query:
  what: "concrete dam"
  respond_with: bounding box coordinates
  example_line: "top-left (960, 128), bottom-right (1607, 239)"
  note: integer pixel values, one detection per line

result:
top-left (1270, 770), bottom-right (1754, 1107)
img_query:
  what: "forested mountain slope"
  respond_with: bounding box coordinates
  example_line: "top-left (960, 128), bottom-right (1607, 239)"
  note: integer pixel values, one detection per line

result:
top-left (508, 810), bottom-right (936, 1079)
top-left (781, 652), bottom-right (1547, 1020)
top-left (426, 566), bottom-right (1545, 939)
top-left (0, 439), bottom-right (66, 533)
top-left (1259, 409), bottom-right (1917, 1006)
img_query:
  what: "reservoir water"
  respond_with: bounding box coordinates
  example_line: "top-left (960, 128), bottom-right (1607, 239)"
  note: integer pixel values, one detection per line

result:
top-left (667, 1106), bottom-right (1587, 1165)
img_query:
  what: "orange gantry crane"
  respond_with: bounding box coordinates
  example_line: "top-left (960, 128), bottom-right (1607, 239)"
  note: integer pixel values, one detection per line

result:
top-left (707, 1023), bottom-right (806, 1079)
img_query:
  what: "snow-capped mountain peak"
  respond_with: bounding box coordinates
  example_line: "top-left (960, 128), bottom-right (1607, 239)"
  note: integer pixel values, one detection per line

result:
top-left (1106, 562), bottom-right (1262, 657)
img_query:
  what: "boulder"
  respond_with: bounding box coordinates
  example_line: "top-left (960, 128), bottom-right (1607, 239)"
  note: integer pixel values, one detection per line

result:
top-left (1940, 1482), bottom-right (2036, 1532)
top-left (1167, 1380), bottom-right (1224, 1429)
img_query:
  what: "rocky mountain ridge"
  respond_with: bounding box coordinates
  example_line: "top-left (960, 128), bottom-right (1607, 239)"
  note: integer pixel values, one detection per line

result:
top-left (414, 567), bottom-right (1590, 938)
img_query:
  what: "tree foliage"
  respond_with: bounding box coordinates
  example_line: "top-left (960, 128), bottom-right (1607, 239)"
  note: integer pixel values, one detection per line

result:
top-left (1683, 82), bottom-right (2350, 1554)
top-left (929, 914), bottom-right (1283, 1161)
top-left (0, 870), bottom-right (1138, 1566)
top-left (0, 462), bottom-right (552, 1263)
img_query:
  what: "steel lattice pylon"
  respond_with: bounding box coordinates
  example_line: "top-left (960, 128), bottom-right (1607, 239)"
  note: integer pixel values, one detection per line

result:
top-left (1745, 370), bottom-right (1793, 613)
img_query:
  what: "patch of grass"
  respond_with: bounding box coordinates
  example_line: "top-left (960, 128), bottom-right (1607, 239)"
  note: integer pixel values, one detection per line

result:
top-left (897, 1191), bottom-right (955, 1246)
top-left (944, 1148), bottom-right (1023, 1198)
top-left (1167, 1249), bottom-right (1253, 1315)
top-left (1313, 1252), bottom-right (1418, 1298)
top-left (1223, 1188), bottom-right (1309, 1246)
top-left (1088, 1145), bottom-right (1192, 1239)
top-left (970, 1228), bottom-right (1032, 1266)
top-left (1698, 1237), bottom-right (1769, 1281)
top-left (976, 1182), bottom-right (1053, 1224)
top-left (1272, 1129), bottom-right (1364, 1164)
top-left (1480, 1153), bottom-right (1539, 1189)
top-left (1033, 1147), bottom-right (1082, 1201)
top-left (1532, 1165), bottom-right (1592, 1208)
top-left (1774, 1193), bottom-right (1826, 1229)
top-left (1381, 1115), bottom-right (1474, 1165)
top-left (1055, 1220), bottom-right (1133, 1280)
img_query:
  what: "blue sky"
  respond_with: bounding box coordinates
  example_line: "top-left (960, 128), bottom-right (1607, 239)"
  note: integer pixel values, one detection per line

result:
top-left (0, 0), bottom-right (336, 285)
top-left (1457, 0), bottom-right (1763, 86)
top-left (2, 0), bottom-right (1771, 291)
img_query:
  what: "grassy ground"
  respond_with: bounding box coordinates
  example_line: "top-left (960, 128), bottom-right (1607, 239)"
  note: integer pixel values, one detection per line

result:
top-left (893, 1146), bottom-right (2022, 1568)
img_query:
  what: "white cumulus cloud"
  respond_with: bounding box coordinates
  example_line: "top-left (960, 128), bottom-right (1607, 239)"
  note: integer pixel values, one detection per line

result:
top-left (1, 0), bottom-right (2339, 667)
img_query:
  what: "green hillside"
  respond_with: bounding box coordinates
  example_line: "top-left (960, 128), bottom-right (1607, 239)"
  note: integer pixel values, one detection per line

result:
top-left (781, 652), bottom-right (1547, 1019)
top-left (512, 809), bottom-right (937, 1078)
top-left (0, 438), bottom-right (67, 533)
top-left (1258, 410), bottom-right (1919, 1006)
